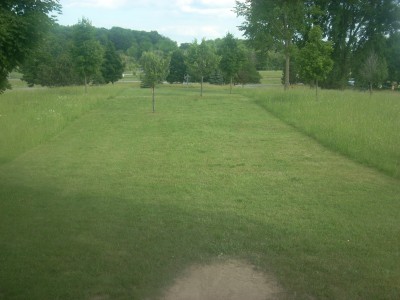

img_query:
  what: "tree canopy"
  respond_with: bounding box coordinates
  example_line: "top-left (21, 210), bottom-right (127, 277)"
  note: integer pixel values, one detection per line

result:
top-left (185, 39), bottom-right (220, 96)
top-left (140, 51), bottom-right (170, 112)
top-left (0, 0), bottom-right (61, 92)
top-left (236, 0), bottom-right (400, 90)
top-left (298, 26), bottom-right (333, 99)
top-left (236, 0), bottom-right (305, 90)
top-left (4, 0), bottom-right (400, 93)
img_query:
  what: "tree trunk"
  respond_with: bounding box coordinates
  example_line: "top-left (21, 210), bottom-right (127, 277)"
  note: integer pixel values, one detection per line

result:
top-left (316, 79), bottom-right (319, 101)
top-left (230, 76), bottom-right (233, 94)
top-left (201, 75), bottom-right (203, 97)
top-left (152, 85), bottom-right (155, 113)
top-left (284, 51), bottom-right (290, 91)
top-left (283, 12), bottom-right (290, 91)
top-left (369, 82), bottom-right (372, 96)
top-left (84, 73), bottom-right (88, 93)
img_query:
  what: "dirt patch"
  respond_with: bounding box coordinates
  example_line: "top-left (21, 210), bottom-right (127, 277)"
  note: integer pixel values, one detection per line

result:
top-left (161, 259), bottom-right (285, 300)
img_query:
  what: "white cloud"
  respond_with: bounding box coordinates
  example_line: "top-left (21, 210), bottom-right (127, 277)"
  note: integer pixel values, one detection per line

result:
top-left (175, 0), bottom-right (236, 16)
top-left (160, 24), bottom-right (222, 41)
top-left (58, 0), bottom-right (243, 43)
top-left (63, 0), bottom-right (128, 9)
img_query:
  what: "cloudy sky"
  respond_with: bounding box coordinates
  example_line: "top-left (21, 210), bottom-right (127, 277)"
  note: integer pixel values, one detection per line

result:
top-left (57, 0), bottom-right (244, 44)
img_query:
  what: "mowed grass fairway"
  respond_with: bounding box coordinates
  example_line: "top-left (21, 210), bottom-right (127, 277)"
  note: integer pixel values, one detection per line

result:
top-left (1, 85), bottom-right (399, 299)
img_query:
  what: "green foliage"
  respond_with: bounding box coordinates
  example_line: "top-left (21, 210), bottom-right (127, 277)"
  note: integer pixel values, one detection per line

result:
top-left (358, 51), bottom-right (388, 94)
top-left (218, 33), bottom-right (245, 92)
top-left (166, 50), bottom-right (187, 83)
top-left (0, 0), bottom-right (61, 92)
top-left (236, 0), bottom-right (305, 89)
top-left (297, 25), bottom-right (333, 99)
top-left (298, 26), bottom-right (333, 83)
top-left (386, 32), bottom-right (400, 83)
top-left (186, 39), bottom-right (221, 96)
top-left (140, 52), bottom-right (170, 88)
top-left (21, 25), bottom-right (80, 87)
top-left (208, 69), bottom-right (224, 85)
top-left (71, 18), bottom-right (104, 91)
top-left (107, 27), bottom-right (177, 60)
top-left (101, 42), bottom-right (124, 84)
top-left (140, 51), bottom-right (170, 112)
top-left (316, 1), bottom-right (400, 88)
top-left (235, 49), bottom-right (262, 85)
top-left (218, 34), bottom-right (242, 79)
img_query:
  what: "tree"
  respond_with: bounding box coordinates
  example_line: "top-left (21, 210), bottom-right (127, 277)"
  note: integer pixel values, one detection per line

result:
top-left (140, 51), bottom-right (170, 113)
top-left (236, 48), bottom-right (262, 86)
top-left (0, 0), bottom-right (61, 93)
top-left (298, 26), bottom-right (333, 100)
top-left (21, 24), bottom-right (80, 87)
top-left (102, 42), bottom-right (124, 84)
top-left (359, 51), bottom-right (388, 95)
top-left (236, 0), bottom-right (305, 90)
top-left (312, 0), bottom-right (400, 89)
top-left (219, 33), bottom-right (245, 93)
top-left (385, 32), bottom-right (400, 84)
top-left (167, 50), bottom-right (187, 83)
top-left (186, 39), bottom-right (220, 96)
top-left (71, 18), bottom-right (104, 93)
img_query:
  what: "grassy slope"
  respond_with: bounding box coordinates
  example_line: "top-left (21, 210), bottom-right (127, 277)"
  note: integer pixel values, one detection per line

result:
top-left (0, 85), bottom-right (399, 299)
top-left (241, 87), bottom-right (400, 179)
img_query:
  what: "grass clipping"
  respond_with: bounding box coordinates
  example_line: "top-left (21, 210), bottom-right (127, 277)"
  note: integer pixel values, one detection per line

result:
top-left (162, 260), bottom-right (285, 300)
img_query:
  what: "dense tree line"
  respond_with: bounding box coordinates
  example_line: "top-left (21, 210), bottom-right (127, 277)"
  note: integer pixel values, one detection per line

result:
top-left (236, 0), bottom-right (400, 90)
top-left (17, 19), bottom-right (261, 90)
top-left (20, 20), bottom-right (179, 89)
top-left (5, 1), bottom-right (398, 93)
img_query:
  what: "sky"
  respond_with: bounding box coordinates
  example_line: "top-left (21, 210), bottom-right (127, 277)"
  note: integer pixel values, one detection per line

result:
top-left (57, 0), bottom-right (245, 45)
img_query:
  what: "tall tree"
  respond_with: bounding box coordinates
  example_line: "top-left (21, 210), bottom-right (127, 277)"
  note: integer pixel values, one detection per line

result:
top-left (140, 51), bottom-right (170, 113)
top-left (313, 0), bottom-right (400, 88)
top-left (21, 25), bottom-right (79, 87)
top-left (71, 18), bottom-right (104, 93)
top-left (385, 32), bottom-right (400, 84)
top-left (167, 50), bottom-right (187, 83)
top-left (186, 39), bottom-right (220, 96)
top-left (298, 26), bottom-right (333, 100)
top-left (236, 0), bottom-right (305, 90)
top-left (218, 33), bottom-right (245, 94)
top-left (101, 41), bottom-right (124, 84)
top-left (236, 46), bottom-right (262, 86)
top-left (0, 0), bottom-right (61, 93)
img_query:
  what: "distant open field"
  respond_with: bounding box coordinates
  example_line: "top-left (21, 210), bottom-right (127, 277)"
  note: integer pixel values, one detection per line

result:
top-left (259, 70), bottom-right (283, 85)
top-left (1, 84), bottom-right (399, 299)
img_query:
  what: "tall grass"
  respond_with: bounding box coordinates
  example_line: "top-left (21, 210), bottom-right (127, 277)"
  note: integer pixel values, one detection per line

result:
top-left (0, 85), bottom-right (123, 164)
top-left (241, 87), bottom-right (400, 179)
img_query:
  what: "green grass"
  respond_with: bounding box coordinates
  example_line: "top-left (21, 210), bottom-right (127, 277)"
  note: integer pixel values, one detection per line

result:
top-left (259, 70), bottom-right (283, 85)
top-left (240, 87), bottom-right (400, 179)
top-left (0, 85), bottom-right (124, 164)
top-left (1, 85), bottom-right (399, 299)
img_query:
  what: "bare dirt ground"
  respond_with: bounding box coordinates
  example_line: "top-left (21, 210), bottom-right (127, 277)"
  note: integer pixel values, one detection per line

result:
top-left (161, 259), bottom-right (285, 300)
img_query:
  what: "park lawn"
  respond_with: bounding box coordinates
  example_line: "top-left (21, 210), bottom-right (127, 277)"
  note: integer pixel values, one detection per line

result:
top-left (240, 86), bottom-right (400, 179)
top-left (0, 85), bottom-right (399, 299)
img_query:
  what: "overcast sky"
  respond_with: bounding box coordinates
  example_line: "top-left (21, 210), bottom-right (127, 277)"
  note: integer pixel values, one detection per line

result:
top-left (57, 0), bottom-right (244, 44)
